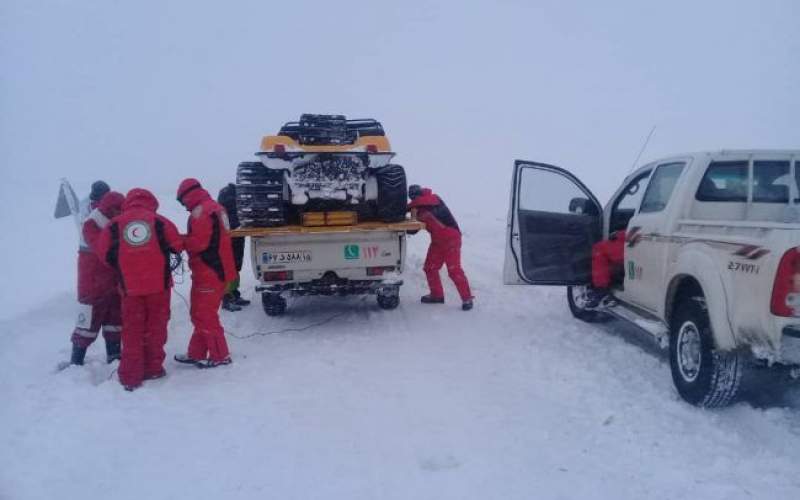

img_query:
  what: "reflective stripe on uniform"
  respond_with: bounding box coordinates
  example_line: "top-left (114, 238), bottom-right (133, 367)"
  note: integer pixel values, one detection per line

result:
top-left (73, 328), bottom-right (99, 339)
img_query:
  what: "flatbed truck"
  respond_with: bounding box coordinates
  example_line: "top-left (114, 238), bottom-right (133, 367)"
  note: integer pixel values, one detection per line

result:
top-left (232, 220), bottom-right (424, 316)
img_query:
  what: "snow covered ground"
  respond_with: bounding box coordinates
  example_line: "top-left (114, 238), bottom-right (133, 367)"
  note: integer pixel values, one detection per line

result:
top-left (2, 206), bottom-right (800, 500)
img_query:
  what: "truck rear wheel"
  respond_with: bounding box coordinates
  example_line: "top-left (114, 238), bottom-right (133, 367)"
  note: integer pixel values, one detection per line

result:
top-left (566, 285), bottom-right (607, 323)
top-left (262, 293), bottom-right (287, 316)
top-left (374, 164), bottom-right (407, 223)
top-left (377, 293), bottom-right (400, 310)
top-left (669, 296), bottom-right (743, 407)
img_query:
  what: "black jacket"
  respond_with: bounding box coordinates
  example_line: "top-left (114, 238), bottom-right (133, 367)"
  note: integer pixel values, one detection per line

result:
top-left (217, 183), bottom-right (240, 230)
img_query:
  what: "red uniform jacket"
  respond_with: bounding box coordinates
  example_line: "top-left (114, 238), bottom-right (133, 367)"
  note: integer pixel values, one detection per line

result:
top-left (408, 188), bottom-right (461, 244)
top-left (97, 189), bottom-right (184, 296)
top-left (78, 192), bottom-right (124, 302)
top-left (180, 186), bottom-right (236, 284)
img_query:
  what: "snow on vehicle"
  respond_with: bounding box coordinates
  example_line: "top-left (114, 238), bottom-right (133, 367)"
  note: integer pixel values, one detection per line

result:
top-left (235, 114), bottom-right (408, 228)
top-left (504, 150), bottom-right (800, 407)
top-left (233, 219), bottom-right (423, 316)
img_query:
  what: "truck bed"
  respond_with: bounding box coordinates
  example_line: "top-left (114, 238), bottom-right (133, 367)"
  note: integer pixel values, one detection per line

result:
top-left (231, 220), bottom-right (424, 237)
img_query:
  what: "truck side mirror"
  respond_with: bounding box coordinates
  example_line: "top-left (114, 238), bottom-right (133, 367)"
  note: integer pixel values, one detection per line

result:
top-left (568, 197), bottom-right (598, 216)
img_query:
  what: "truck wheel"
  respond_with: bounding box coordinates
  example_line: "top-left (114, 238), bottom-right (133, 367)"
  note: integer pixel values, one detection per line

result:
top-left (236, 162), bottom-right (288, 228)
top-left (374, 164), bottom-right (407, 223)
top-left (261, 293), bottom-right (287, 316)
top-left (377, 293), bottom-right (400, 310)
top-left (566, 286), bottom-right (607, 323)
top-left (669, 296), bottom-right (743, 407)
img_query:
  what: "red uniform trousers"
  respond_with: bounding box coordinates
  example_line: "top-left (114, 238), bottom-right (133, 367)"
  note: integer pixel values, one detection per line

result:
top-left (424, 233), bottom-right (473, 301)
top-left (591, 236), bottom-right (626, 289)
top-left (187, 278), bottom-right (230, 362)
top-left (119, 290), bottom-right (171, 387)
top-left (71, 292), bottom-right (122, 348)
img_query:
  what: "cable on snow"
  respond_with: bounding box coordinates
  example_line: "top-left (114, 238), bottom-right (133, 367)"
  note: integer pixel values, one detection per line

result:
top-left (173, 287), bottom-right (363, 340)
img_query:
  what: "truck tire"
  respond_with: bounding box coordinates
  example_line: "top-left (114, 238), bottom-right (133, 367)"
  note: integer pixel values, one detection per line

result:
top-left (236, 162), bottom-right (287, 228)
top-left (377, 293), bottom-right (400, 310)
top-left (261, 293), bottom-right (287, 316)
top-left (669, 296), bottom-right (743, 407)
top-left (566, 285), bottom-right (607, 323)
top-left (374, 164), bottom-right (407, 223)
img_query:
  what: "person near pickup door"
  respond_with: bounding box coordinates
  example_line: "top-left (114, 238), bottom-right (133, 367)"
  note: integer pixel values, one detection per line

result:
top-left (69, 188), bottom-right (124, 366)
top-left (407, 185), bottom-right (473, 311)
top-left (217, 183), bottom-right (250, 312)
top-left (174, 178), bottom-right (237, 368)
top-left (97, 188), bottom-right (184, 390)
top-left (585, 229), bottom-right (627, 308)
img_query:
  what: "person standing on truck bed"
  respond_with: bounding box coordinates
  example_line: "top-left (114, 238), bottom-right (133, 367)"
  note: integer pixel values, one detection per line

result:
top-left (174, 178), bottom-right (237, 368)
top-left (69, 189), bottom-right (124, 366)
top-left (407, 185), bottom-right (474, 311)
top-left (96, 188), bottom-right (184, 391)
top-left (217, 183), bottom-right (250, 312)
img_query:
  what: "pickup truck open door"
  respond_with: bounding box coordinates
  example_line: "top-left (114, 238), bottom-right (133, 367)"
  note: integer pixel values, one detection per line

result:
top-left (503, 161), bottom-right (603, 285)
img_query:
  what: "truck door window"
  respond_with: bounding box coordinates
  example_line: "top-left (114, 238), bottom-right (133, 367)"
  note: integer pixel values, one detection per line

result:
top-left (695, 161), bottom-right (748, 202)
top-left (609, 170), bottom-right (651, 232)
top-left (518, 168), bottom-right (591, 214)
top-left (639, 162), bottom-right (685, 213)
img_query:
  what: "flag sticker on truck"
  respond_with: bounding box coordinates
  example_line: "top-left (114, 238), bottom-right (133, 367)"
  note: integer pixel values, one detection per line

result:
top-left (262, 250), bottom-right (312, 265)
top-left (627, 261), bottom-right (644, 280)
top-left (344, 244), bottom-right (360, 260)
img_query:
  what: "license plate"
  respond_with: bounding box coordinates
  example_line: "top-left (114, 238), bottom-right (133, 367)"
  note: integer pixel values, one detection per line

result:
top-left (262, 250), bottom-right (312, 265)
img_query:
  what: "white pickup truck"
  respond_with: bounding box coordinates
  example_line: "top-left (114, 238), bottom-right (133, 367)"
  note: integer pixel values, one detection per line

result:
top-left (233, 220), bottom-right (423, 316)
top-left (504, 150), bottom-right (800, 407)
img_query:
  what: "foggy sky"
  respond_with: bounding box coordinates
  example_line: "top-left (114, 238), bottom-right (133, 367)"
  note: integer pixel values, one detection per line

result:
top-left (1, 0), bottom-right (798, 318)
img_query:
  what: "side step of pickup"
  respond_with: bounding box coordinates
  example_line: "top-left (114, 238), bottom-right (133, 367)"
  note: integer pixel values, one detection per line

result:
top-left (606, 301), bottom-right (670, 348)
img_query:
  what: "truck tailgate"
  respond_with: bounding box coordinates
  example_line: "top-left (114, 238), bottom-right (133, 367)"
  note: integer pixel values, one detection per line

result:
top-left (252, 230), bottom-right (404, 280)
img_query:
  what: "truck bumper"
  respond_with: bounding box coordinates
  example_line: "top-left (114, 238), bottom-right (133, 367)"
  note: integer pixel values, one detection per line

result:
top-left (780, 325), bottom-right (800, 366)
top-left (257, 278), bottom-right (402, 297)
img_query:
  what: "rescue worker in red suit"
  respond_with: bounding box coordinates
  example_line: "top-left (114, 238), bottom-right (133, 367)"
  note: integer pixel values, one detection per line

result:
top-left (173, 179), bottom-right (237, 368)
top-left (70, 189), bottom-right (125, 365)
top-left (585, 229), bottom-right (627, 308)
top-left (97, 189), bottom-right (184, 391)
top-left (407, 185), bottom-right (474, 311)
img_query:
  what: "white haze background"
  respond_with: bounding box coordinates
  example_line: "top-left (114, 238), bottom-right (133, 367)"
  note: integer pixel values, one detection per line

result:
top-left (3, 3), bottom-right (800, 500)
top-left (1, 0), bottom-right (798, 314)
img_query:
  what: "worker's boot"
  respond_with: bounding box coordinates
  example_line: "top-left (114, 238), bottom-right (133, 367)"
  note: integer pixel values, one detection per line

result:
top-left (232, 290), bottom-right (251, 307)
top-left (174, 353), bottom-right (202, 365)
top-left (196, 357), bottom-right (233, 369)
top-left (221, 294), bottom-right (242, 312)
top-left (105, 340), bottom-right (121, 364)
top-left (583, 288), bottom-right (608, 309)
top-left (421, 295), bottom-right (445, 304)
top-left (70, 345), bottom-right (87, 366)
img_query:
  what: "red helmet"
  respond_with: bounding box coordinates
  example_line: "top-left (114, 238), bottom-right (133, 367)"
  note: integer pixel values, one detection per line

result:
top-left (98, 191), bottom-right (124, 218)
top-left (177, 178), bottom-right (202, 204)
